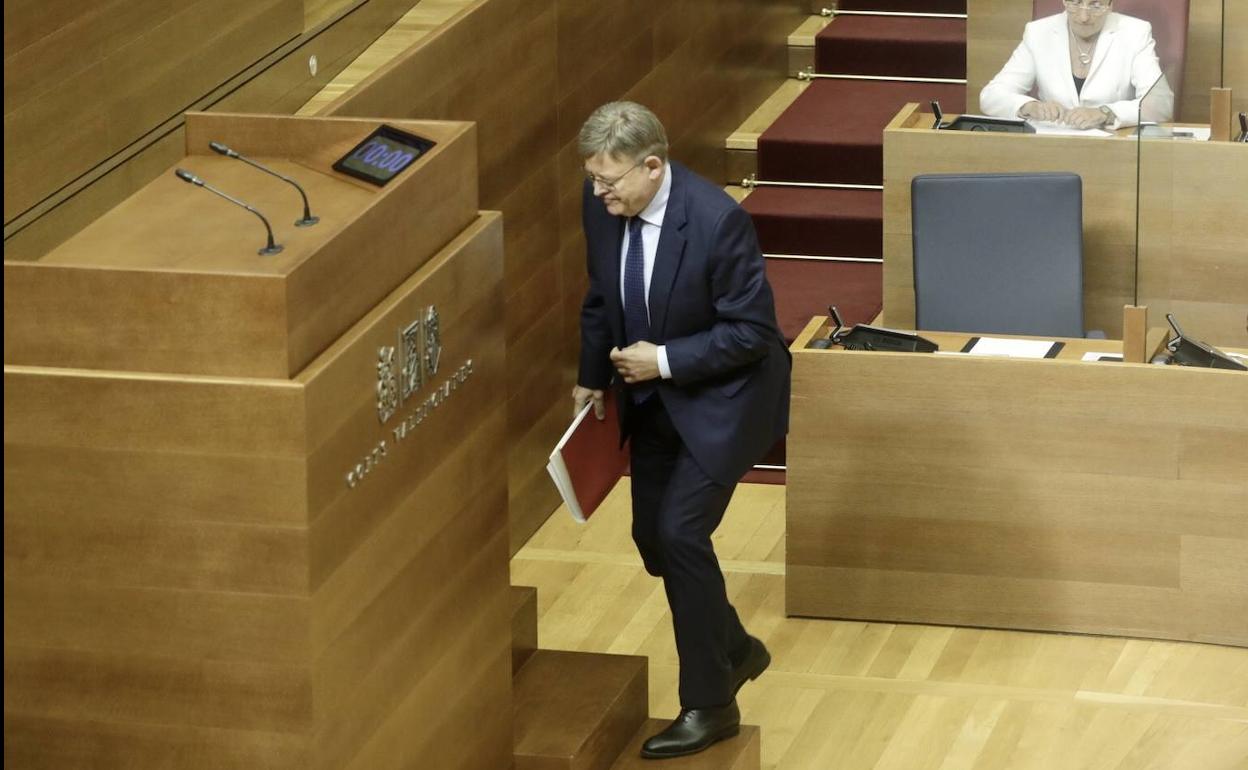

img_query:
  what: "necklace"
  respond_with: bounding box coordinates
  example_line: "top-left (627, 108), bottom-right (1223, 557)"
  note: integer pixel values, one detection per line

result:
top-left (1070, 30), bottom-right (1096, 65)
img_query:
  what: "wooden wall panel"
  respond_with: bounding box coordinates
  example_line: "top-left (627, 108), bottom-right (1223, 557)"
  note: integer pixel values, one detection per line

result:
top-left (3, 0), bottom-right (303, 221)
top-left (3, 0), bottom-right (422, 262)
top-left (787, 329), bottom-right (1248, 647)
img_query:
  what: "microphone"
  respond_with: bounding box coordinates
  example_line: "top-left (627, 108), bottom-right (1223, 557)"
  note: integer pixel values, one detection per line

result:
top-left (930, 100), bottom-right (945, 130)
top-left (209, 141), bottom-right (318, 226)
top-left (174, 168), bottom-right (284, 255)
top-left (1238, 113), bottom-right (1247, 143)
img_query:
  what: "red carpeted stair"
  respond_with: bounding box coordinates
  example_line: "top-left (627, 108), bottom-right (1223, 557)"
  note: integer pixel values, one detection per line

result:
top-left (764, 259), bottom-right (883, 343)
top-left (816, 16), bottom-right (967, 79)
top-left (744, 186), bottom-right (884, 341)
top-left (740, 3), bottom-right (966, 480)
top-left (838, 0), bottom-right (966, 11)
top-left (745, 186), bottom-right (882, 258)
top-left (758, 79), bottom-right (965, 185)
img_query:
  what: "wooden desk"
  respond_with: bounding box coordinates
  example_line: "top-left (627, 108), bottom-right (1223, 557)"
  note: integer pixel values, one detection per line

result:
top-left (787, 317), bottom-right (1248, 647)
top-left (882, 103), bottom-right (1248, 348)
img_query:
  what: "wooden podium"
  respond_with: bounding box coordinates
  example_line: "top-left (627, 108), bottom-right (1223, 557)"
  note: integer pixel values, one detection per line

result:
top-left (786, 318), bottom-right (1248, 648)
top-left (4, 113), bottom-right (513, 768)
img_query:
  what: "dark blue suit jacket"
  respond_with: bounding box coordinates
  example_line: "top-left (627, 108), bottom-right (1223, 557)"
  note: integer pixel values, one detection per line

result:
top-left (578, 161), bottom-right (791, 485)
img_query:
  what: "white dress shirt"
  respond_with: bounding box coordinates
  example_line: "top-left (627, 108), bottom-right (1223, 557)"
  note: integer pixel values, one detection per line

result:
top-left (619, 163), bottom-right (674, 379)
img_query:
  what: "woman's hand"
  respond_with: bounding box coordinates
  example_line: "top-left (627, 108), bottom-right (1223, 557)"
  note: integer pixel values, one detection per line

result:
top-left (1064, 106), bottom-right (1110, 129)
top-left (1018, 100), bottom-right (1066, 122)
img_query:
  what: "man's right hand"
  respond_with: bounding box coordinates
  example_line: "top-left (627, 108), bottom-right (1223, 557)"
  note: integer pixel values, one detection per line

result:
top-left (572, 385), bottom-right (606, 421)
top-left (1018, 100), bottom-right (1066, 122)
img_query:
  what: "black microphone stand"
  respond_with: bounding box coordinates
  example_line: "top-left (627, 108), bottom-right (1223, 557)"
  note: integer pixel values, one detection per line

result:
top-left (209, 142), bottom-right (319, 227)
top-left (175, 169), bottom-right (284, 255)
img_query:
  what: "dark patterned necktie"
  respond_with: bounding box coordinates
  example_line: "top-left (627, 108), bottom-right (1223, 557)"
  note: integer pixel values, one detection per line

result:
top-left (623, 216), bottom-right (654, 402)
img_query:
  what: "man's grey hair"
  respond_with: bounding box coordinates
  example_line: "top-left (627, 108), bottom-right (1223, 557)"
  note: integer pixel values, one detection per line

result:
top-left (577, 101), bottom-right (669, 162)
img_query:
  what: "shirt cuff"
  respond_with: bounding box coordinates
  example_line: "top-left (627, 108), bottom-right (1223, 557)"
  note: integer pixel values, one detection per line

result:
top-left (657, 345), bottom-right (673, 379)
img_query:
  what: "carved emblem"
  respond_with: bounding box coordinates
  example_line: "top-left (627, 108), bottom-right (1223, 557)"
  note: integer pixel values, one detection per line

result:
top-left (423, 305), bottom-right (442, 378)
top-left (400, 318), bottom-right (423, 402)
top-left (376, 345), bottom-right (399, 424)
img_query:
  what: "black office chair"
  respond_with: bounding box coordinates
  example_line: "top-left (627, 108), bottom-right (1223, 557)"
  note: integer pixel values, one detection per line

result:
top-left (911, 172), bottom-right (1089, 338)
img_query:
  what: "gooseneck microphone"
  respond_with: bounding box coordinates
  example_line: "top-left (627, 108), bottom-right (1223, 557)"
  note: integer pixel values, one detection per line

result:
top-left (209, 141), bottom-right (319, 226)
top-left (174, 169), bottom-right (284, 255)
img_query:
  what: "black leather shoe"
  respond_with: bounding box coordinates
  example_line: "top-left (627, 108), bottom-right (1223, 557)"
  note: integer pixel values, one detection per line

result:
top-left (731, 636), bottom-right (771, 695)
top-left (640, 702), bottom-right (740, 759)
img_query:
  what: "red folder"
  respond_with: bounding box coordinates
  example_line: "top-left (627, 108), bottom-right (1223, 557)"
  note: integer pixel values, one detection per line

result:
top-left (546, 391), bottom-right (629, 522)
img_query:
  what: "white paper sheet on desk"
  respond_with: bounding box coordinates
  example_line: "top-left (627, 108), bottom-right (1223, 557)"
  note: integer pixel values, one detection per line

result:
top-left (1081, 351), bottom-right (1123, 362)
top-left (1026, 120), bottom-right (1113, 137)
top-left (966, 337), bottom-right (1057, 358)
top-left (1171, 127), bottom-right (1212, 141)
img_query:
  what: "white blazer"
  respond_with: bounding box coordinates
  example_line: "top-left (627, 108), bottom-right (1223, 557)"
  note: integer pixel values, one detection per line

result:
top-left (980, 12), bottom-right (1171, 127)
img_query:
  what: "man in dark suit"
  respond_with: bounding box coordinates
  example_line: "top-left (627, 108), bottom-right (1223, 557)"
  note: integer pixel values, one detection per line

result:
top-left (572, 101), bottom-right (790, 759)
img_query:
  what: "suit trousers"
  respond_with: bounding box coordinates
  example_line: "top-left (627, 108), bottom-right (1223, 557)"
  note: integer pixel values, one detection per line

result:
top-left (628, 395), bottom-right (753, 708)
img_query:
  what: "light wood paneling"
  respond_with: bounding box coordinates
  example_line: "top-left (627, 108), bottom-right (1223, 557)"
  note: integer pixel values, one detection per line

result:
top-left (785, 325), bottom-right (1248, 647)
top-left (3, 0), bottom-right (302, 222)
top-left (513, 476), bottom-right (1248, 770)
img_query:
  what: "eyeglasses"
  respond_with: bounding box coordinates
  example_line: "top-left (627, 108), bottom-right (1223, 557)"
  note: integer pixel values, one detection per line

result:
top-left (586, 162), bottom-right (643, 192)
top-left (1063, 0), bottom-right (1110, 14)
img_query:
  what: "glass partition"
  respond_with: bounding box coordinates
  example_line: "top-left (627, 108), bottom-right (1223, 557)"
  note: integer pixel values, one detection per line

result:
top-left (1135, 0), bottom-right (1248, 352)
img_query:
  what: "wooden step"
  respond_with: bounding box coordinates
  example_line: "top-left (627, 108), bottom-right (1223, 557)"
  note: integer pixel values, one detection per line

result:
top-left (608, 720), bottom-right (761, 770)
top-left (788, 15), bottom-right (830, 76)
top-left (511, 584), bottom-right (538, 673)
top-left (724, 79), bottom-right (808, 184)
top-left (513, 650), bottom-right (648, 770)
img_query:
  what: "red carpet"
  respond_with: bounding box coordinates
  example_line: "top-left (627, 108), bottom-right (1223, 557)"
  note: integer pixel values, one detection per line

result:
top-left (744, 186), bottom-right (882, 258)
top-left (758, 79), bottom-right (965, 185)
top-left (765, 258), bottom-right (882, 343)
top-left (816, 16), bottom-right (967, 79)
top-left (837, 0), bottom-right (965, 11)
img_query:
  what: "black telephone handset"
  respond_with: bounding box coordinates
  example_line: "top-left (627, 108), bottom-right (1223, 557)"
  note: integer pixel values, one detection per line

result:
top-left (1165, 313), bottom-right (1247, 370)
top-left (809, 306), bottom-right (938, 352)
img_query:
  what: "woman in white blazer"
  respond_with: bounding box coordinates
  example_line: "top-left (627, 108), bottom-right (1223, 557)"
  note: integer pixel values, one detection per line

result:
top-left (980, 0), bottom-right (1171, 129)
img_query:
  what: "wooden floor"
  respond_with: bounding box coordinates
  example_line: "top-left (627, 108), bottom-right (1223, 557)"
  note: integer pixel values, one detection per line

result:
top-left (511, 481), bottom-right (1248, 770)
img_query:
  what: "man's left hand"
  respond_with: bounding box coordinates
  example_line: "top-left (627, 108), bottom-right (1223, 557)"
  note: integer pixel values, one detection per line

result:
top-left (610, 342), bottom-right (660, 383)
top-left (1064, 107), bottom-right (1110, 129)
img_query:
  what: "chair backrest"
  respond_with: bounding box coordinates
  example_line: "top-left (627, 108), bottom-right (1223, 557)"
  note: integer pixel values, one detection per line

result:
top-left (912, 173), bottom-right (1084, 338)
top-left (1033, 0), bottom-right (1189, 118)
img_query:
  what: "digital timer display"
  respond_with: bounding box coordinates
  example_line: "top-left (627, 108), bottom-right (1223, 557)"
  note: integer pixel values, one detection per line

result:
top-left (333, 125), bottom-right (436, 186)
